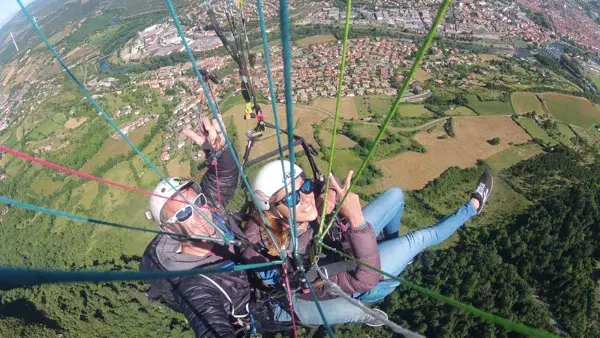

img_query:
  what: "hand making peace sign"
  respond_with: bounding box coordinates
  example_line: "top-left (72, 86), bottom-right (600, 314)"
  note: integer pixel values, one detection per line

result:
top-left (329, 171), bottom-right (366, 229)
top-left (182, 115), bottom-right (227, 151)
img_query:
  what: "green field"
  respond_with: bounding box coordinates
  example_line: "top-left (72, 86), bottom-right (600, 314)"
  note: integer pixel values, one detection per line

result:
top-left (52, 113), bottom-right (68, 124)
top-left (4, 157), bottom-right (24, 176)
top-left (466, 95), bottom-right (514, 115)
top-left (15, 126), bottom-right (24, 142)
top-left (469, 178), bottom-right (531, 228)
top-left (30, 171), bottom-right (63, 196)
top-left (444, 106), bottom-right (477, 116)
top-left (511, 65), bottom-right (528, 76)
top-left (353, 123), bottom-right (380, 139)
top-left (80, 122), bottom-right (155, 173)
top-left (3, 132), bottom-right (18, 147)
top-left (103, 92), bottom-right (128, 112)
top-left (542, 93), bottom-right (600, 128)
top-left (397, 104), bottom-right (433, 117)
top-left (369, 95), bottom-right (395, 116)
top-left (518, 118), bottom-right (556, 144)
top-left (27, 120), bottom-right (62, 140)
top-left (131, 132), bottom-right (163, 189)
top-left (46, 91), bottom-right (78, 105)
top-left (511, 92), bottom-right (545, 115)
top-left (320, 128), bottom-right (356, 148)
top-left (354, 96), bottom-right (370, 117)
top-left (555, 123), bottom-right (577, 146)
top-left (330, 149), bottom-right (363, 177)
top-left (589, 74), bottom-right (600, 89)
top-left (484, 143), bottom-right (543, 174)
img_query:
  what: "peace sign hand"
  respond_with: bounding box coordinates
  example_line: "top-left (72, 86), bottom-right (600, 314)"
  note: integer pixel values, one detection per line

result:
top-left (329, 171), bottom-right (366, 229)
top-left (182, 115), bottom-right (227, 151)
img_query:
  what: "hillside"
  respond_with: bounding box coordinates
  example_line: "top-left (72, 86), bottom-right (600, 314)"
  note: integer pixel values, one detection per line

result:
top-left (1, 0), bottom-right (600, 336)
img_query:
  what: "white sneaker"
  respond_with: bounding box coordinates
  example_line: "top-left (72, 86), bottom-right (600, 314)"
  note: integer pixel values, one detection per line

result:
top-left (364, 308), bottom-right (388, 327)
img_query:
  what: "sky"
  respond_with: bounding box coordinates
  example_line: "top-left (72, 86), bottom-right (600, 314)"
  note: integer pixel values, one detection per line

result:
top-left (0, 0), bottom-right (37, 29)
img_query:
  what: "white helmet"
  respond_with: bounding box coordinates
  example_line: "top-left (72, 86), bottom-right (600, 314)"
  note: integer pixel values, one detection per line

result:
top-left (148, 177), bottom-right (195, 226)
top-left (252, 160), bottom-right (303, 211)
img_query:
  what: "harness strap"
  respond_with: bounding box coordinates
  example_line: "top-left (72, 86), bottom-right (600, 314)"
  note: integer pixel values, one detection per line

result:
top-left (199, 274), bottom-right (250, 318)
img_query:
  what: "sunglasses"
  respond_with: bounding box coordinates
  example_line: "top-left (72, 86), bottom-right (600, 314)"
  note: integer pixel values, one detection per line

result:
top-left (165, 193), bottom-right (208, 225)
top-left (272, 179), bottom-right (315, 208)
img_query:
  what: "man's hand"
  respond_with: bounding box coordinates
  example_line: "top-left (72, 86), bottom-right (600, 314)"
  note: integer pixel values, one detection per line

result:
top-left (182, 115), bottom-right (227, 151)
top-left (329, 171), bottom-right (365, 229)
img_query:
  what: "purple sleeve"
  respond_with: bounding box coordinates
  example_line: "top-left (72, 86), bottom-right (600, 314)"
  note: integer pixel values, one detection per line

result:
top-left (327, 223), bottom-right (381, 294)
top-left (241, 219), bottom-right (269, 264)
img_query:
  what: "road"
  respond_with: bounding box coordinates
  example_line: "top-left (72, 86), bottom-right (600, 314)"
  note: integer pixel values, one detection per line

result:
top-left (297, 103), bottom-right (450, 132)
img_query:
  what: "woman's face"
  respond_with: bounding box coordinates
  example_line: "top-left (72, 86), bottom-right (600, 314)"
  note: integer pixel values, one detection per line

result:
top-left (271, 175), bottom-right (319, 223)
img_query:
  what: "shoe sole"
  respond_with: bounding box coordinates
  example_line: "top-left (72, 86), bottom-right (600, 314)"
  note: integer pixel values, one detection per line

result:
top-left (477, 174), bottom-right (493, 214)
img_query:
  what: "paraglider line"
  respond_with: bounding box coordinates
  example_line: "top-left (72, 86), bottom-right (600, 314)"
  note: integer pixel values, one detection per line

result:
top-left (321, 244), bottom-right (560, 338)
top-left (0, 146), bottom-right (195, 205)
top-left (316, 0), bottom-right (353, 245)
top-left (16, 0), bottom-right (233, 243)
top-left (0, 260), bottom-right (283, 288)
top-left (0, 195), bottom-right (223, 243)
top-left (320, 0), bottom-right (454, 240)
top-left (165, 0), bottom-right (284, 258)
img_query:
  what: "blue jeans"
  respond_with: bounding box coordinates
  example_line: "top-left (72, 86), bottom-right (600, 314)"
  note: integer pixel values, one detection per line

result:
top-left (274, 187), bottom-right (477, 325)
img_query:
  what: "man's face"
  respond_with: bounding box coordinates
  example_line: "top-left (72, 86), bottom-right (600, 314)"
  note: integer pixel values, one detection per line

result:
top-left (162, 188), bottom-right (216, 239)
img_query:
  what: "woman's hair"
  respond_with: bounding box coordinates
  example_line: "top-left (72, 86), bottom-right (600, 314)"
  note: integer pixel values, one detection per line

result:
top-left (251, 206), bottom-right (289, 256)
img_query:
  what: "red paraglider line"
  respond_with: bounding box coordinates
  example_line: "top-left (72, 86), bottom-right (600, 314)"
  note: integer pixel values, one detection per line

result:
top-left (282, 263), bottom-right (298, 338)
top-left (0, 145), bottom-right (191, 204)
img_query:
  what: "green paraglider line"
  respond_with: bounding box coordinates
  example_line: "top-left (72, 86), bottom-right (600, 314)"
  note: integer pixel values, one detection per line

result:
top-left (320, 0), bottom-right (453, 238)
top-left (316, 0), bottom-right (353, 247)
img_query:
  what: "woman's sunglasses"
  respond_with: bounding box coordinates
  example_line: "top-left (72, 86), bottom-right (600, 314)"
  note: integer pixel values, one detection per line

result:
top-left (165, 193), bottom-right (208, 225)
top-left (272, 179), bottom-right (315, 208)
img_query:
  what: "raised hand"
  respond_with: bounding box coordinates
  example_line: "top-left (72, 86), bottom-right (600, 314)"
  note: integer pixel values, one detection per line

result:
top-left (329, 171), bottom-right (366, 229)
top-left (316, 187), bottom-right (336, 215)
top-left (182, 115), bottom-right (227, 151)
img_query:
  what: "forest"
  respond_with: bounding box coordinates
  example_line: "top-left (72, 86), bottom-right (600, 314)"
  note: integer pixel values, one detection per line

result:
top-left (329, 150), bottom-right (600, 337)
top-left (1, 136), bottom-right (599, 337)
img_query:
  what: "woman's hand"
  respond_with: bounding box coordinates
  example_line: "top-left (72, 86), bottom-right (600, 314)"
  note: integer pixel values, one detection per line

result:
top-left (316, 188), bottom-right (336, 215)
top-left (329, 171), bottom-right (365, 229)
top-left (182, 115), bottom-right (226, 151)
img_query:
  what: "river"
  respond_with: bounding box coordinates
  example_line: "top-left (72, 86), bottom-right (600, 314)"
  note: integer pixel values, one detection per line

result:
top-left (98, 57), bottom-right (127, 74)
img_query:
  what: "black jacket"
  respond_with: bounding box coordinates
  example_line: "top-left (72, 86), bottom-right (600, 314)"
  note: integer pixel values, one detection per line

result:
top-left (140, 148), bottom-right (250, 338)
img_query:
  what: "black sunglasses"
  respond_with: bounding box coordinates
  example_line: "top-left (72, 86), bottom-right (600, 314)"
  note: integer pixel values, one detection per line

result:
top-left (272, 179), bottom-right (315, 208)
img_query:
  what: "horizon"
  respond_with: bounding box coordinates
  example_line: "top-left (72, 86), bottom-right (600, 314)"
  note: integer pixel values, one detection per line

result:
top-left (0, 0), bottom-right (37, 32)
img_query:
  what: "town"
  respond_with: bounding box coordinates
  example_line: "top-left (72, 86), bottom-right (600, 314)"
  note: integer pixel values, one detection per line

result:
top-left (299, 1), bottom-right (550, 44)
